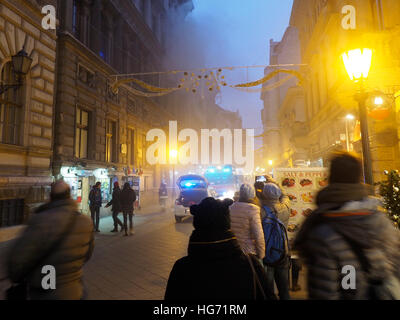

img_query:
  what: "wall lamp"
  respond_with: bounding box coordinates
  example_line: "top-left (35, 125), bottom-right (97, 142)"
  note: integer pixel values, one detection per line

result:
top-left (0, 47), bottom-right (33, 95)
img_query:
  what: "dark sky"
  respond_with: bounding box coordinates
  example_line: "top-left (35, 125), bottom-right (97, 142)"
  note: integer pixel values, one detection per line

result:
top-left (186, 0), bottom-right (294, 133)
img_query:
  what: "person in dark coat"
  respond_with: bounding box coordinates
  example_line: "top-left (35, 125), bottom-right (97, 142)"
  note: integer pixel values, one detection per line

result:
top-left (120, 182), bottom-right (137, 236)
top-left (7, 180), bottom-right (94, 300)
top-left (294, 151), bottom-right (400, 299)
top-left (89, 182), bottom-right (102, 232)
top-left (165, 197), bottom-right (277, 300)
top-left (105, 181), bottom-right (123, 232)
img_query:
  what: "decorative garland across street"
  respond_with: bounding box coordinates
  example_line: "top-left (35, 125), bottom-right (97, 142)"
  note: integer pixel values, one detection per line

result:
top-left (110, 65), bottom-right (306, 97)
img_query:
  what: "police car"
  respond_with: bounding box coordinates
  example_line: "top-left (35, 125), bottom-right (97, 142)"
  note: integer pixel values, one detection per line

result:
top-left (174, 174), bottom-right (215, 223)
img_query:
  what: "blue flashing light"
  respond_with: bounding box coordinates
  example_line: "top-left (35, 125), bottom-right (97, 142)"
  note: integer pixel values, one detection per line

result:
top-left (223, 168), bottom-right (231, 173)
top-left (185, 182), bottom-right (194, 188)
top-left (208, 169), bottom-right (215, 173)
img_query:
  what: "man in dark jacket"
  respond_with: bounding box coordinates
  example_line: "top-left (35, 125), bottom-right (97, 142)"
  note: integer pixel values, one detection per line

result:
top-left (89, 182), bottom-right (102, 232)
top-left (105, 181), bottom-right (123, 232)
top-left (120, 182), bottom-right (136, 236)
top-left (7, 180), bottom-right (94, 300)
top-left (294, 151), bottom-right (400, 299)
top-left (165, 197), bottom-right (277, 300)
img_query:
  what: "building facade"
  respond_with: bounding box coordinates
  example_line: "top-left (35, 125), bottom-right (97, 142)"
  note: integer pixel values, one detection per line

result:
top-left (274, 0), bottom-right (400, 181)
top-left (260, 26), bottom-right (307, 168)
top-left (54, 0), bottom-right (193, 215)
top-left (0, 0), bottom-right (57, 227)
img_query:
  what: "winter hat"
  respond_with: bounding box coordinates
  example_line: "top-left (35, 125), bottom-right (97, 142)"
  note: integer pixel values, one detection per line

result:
top-left (190, 197), bottom-right (233, 231)
top-left (50, 180), bottom-right (71, 201)
top-left (239, 183), bottom-right (255, 202)
top-left (114, 181), bottom-right (119, 188)
top-left (329, 151), bottom-right (363, 184)
top-left (263, 183), bottom-right (282, 201)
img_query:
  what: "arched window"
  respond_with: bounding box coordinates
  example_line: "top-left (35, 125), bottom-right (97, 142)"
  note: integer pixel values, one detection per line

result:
top-left (0, 62), bottom-right (22, 145)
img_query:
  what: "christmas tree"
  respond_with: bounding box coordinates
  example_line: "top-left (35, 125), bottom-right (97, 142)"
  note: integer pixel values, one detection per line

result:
top-left (376, 170), bottom-right (400, 229)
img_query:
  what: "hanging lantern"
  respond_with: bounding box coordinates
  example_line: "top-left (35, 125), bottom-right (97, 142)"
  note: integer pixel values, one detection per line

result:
top-left (368, 108), bottom-right (390, 120)
top-left (366, 91), bottom-right (392, 121)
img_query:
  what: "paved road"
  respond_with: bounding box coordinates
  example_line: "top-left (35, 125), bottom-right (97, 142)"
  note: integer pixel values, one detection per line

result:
top-left (83, 209), bottom-right (193, 300)
top-left (84, 208), bottom-right (307, 300)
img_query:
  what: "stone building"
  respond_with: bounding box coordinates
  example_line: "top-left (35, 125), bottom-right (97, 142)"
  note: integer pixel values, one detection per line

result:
top-left (53, 0), bottom-right (193, 215)
top-left (260, 26), bottom-right (307, 168)
top-left (0, 0), bottom-right (57, 227)
top-left (280, 0), bottom-right (400, 181)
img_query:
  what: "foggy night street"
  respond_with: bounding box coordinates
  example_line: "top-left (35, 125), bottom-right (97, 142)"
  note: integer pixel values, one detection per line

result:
top-left (2, 0), bottom-right (400, 307)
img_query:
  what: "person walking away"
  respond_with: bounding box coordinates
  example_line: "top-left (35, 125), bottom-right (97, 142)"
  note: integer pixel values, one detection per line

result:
top-left (165, 197), bottom-right (276, 300)
top-left (105, 181), bottom-right (123, 232)
top-left (159, 182), bottom-right (168, 211)
top-left (89, 182), bottom-right (102, 232)
top-left (120, 182), bottom-right (137, 236)
top-left (7, 180), bottom-right (94, 300)
top-left (229, 184), bottom-right (265, 260)
top-left (294, 151), bottom-right (400, 300)
top-left (259, 182), bottom-right (291, 300)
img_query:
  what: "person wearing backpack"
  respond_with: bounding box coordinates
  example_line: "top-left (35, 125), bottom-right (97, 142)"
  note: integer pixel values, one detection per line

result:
top-left (294, 151), bottom-right (400, 300)
top-left (259, 182), bottom-right (291, 300)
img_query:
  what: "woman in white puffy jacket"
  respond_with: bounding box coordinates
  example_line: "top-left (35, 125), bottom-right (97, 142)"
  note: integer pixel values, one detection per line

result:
top-left (229, 184), bottom-right (265, 260)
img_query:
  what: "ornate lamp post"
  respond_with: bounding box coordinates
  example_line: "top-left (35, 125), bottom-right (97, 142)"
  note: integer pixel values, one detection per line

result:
top-left (0, 47), bottom-right (33, 94)
top-left (342, 48), bottom-right (373, 184)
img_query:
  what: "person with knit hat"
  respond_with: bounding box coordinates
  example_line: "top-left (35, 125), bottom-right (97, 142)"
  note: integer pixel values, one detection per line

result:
top-left (259, 182), bottom-right (291, 300)
top-left (105, 181), bottom-right (124, 232)
top-left (229, 184), bottom-right (265, 260)
top-left (294, 151), bottom-right (400, 299)
top-left (165, 197), bottom-right (276, 300)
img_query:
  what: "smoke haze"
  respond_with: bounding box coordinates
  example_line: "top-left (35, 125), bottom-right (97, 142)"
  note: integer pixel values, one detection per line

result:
top-left (165, 0), bottom-right (294, 141)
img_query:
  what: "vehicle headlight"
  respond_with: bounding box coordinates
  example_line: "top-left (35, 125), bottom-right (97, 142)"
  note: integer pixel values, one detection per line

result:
top-left (222, 190), bottom-right (235, 199)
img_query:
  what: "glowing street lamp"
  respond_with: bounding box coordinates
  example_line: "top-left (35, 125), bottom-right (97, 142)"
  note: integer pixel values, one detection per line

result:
top-left (342, 49), bottom-right (372, 82)
top-left (342, 48), bottom-right (373, 184)
top-left (374, 96), bottom-right (384, 106)
top-left (169, 149), bottom-right (178, 160)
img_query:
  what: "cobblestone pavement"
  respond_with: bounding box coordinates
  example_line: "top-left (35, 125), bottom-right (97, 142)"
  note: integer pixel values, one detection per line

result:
top-left (84, 208), bottom-right (307, 300)
top-left (0, 206), bottom-right (307, 300)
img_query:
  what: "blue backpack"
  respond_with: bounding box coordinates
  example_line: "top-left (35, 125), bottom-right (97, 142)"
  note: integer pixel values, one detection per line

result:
top-left (262, 206), bottom-right (289, 267)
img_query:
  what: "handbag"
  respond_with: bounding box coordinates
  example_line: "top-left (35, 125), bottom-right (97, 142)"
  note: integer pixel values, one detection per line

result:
top-left (246, 255), bottom-right (267, 300)
top-left (6, 212), bottom-right (78, 300)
